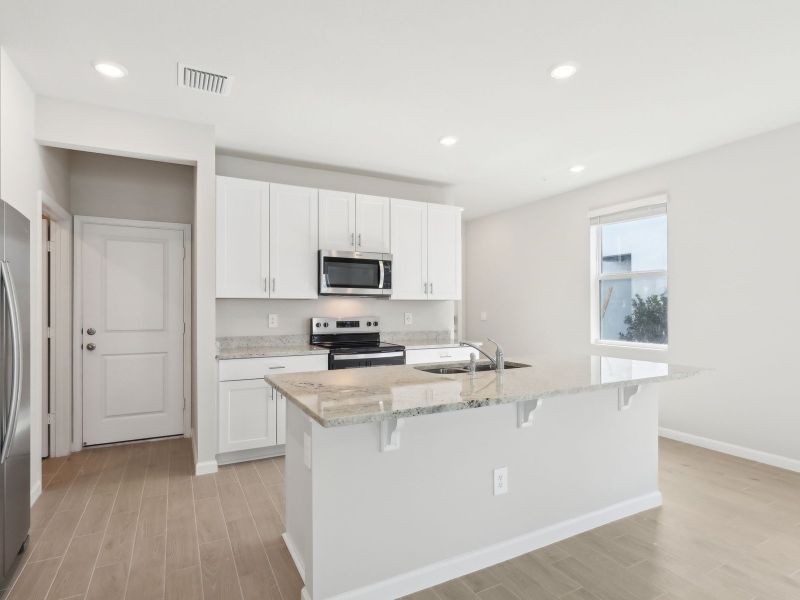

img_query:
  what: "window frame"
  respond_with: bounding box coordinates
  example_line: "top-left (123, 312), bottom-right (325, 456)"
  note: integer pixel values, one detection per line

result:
top-left (589, 194), bottom-right (669, 351)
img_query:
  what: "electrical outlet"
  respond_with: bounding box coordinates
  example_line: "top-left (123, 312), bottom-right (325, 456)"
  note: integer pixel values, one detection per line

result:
top-left (268, 313), bottom-right (279, 328)
top-left (493, 467), bottom-right (508, 496)
top-left (404, 312), bottom-right (413, 325)
top-left (480, 311), bottom-right (488, 321)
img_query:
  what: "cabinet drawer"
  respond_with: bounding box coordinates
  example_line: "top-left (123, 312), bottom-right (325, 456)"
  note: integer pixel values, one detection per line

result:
top-left (405, 347), bottom-right (475, 365)
top-left (219, 354), bottom-right (328, 381)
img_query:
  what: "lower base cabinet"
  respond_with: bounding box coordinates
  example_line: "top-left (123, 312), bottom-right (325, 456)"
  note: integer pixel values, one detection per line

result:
top-left (217, 354), bottom-right (328, 458)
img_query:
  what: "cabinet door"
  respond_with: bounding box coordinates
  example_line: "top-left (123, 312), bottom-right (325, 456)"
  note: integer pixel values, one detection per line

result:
top-left (318, 189), bottom-right (356, 250)
top-left (270, 184), bottom-right (319, 299)
top-left (216, 176), bottom-right (269, 297)
top-left (390, 199), bottom-right (428, 299)
top-left (218, 379), bottom-right (277, 453)
top-left (427, 204), bottom-right (463, 300)
top-left (356, 195), bottom-right (391, 253)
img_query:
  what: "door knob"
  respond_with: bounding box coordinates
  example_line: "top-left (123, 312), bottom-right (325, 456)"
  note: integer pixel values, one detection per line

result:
top-left (86, 343), bottom-right (96, 351)
top-left (87, 327), bottom-right (96, 335)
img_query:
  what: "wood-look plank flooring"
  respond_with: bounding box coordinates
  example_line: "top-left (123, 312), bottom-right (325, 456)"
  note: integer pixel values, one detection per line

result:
top-left (3, 437), bottom-right (800, 599)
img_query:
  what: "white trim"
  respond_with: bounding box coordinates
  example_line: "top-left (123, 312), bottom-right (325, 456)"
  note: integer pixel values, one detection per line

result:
top-left (592, 340), bottom-right (668, 352)
top-left (38, 191), bottom-right (73, 459)
top-left (30, 481), bottom-right (42, 507)
top-left (319, 492), bottom-right (662, 600)
top-left (217, 445), bottom-right (286, 466)
top-left (588, 193), bottom-right (668, 219)
top-left (282, 533), bottom-right (306, 583)
top-left (301, 589), bottom-right (312, 600)
top-left (73, 215), bottom-right (192, 450)
top-left (659, 428), bottom-right (800, 473)
top-left (194, 459), bottom-right (219, 475)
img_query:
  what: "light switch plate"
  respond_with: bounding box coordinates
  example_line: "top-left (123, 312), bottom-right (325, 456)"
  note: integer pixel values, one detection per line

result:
top-left (268, 313), bottom-right (279, 328)
top-left (404, 312), bottom-right (413, 325)
top-left (480, 311), bottom-right (488, 321)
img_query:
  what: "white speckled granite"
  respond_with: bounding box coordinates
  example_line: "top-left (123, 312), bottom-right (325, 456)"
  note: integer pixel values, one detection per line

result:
top-left (216, 335), bottom-right (328, 359)
top-left (267, 354), bottom-right (704, 427)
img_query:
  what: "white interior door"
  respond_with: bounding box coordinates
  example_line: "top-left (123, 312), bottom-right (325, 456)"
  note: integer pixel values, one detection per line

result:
top-left (81, 219), bottom-right (186, 446)
top-left (41, 217), bottom-right (50, 457)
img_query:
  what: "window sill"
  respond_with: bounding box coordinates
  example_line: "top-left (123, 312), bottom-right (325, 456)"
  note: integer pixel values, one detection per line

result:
top-left (592, 340), bottom-right (668, 352)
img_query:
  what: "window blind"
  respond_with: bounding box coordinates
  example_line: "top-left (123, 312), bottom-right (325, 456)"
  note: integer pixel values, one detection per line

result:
top-left (588, 195), bottom-right (667, 226)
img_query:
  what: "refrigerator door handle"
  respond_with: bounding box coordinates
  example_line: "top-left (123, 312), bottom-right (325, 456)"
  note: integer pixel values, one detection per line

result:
top-left (0, 260), bottom-right (22, 464)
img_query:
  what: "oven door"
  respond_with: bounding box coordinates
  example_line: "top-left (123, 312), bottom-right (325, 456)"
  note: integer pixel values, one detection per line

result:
top-left (319, 250), bottom-right (392, 296)
top-left (329, 351), bottom-right (406, 370)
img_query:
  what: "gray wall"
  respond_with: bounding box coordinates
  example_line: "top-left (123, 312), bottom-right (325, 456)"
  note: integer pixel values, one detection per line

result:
top-left (464, 121), bottom-right (800, 467)
top-left (70, 151), bottom-right (194, 223)
top-left (215, 154), bottom-right (456, 337)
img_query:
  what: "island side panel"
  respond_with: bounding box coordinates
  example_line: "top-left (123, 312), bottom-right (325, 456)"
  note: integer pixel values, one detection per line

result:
top-left (284, 400), bottom-right (315, 591)
top-left (309, 385), bottom-right (660, 599)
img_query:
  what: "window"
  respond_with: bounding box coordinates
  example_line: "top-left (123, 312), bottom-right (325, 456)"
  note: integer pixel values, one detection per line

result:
top-left (590, 196), bottom-right (668, 347)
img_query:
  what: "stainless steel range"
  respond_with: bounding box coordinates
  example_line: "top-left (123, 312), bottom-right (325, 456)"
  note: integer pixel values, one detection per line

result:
top-left (310, 316), bottom-right (405, 369)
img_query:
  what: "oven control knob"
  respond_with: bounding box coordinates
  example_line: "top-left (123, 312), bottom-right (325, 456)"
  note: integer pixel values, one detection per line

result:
top-left (373, 321), bottom-right (379, 327)
top-left (366, 321), bottom-right (372, 326)
top-left (323, 322), bottom-right (329, 327)
top-left (315, 322), bottom-right (320, 327)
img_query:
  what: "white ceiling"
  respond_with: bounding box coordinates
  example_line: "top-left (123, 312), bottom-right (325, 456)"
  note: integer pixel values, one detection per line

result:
top-left (3, 1), bottom-right (800, 219)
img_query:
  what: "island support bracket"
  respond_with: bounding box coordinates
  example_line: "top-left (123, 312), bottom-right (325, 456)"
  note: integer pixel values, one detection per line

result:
top-left (618, 385), bottom-right (640, 411)
top-left (380, 418), bottom-right (404, 451)
top-left (517, 398), bottom-right (542, 428)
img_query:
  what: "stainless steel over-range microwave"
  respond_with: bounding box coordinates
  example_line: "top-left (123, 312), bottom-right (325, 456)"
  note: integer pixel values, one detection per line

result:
top-left (319, 250), bottom-right (392, 297)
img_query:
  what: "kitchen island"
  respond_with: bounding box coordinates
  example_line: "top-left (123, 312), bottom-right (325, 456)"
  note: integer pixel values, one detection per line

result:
top-left (267, 355), bottom-right (701, 600)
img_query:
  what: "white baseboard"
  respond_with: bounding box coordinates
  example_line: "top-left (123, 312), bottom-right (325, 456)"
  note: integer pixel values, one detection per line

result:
top-left (283, 533), bottom-right (306, 583)
top-left (30, 480), bottom-right (42, 507)
top-left (301, 588), bottom-right (312, 600)
top-left (659, 428), bottom-right (800, 473)
top-left (217, 445), bottom-right (286, 466)
top-left (322, 491), bottom-right (662, 600)
top-left (195, 459), bottom-right (218, 475)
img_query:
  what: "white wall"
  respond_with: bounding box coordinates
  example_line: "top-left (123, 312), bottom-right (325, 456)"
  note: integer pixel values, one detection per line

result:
top-left (465, 122), bottom-right (800, 468)
top-left (36, 96), bottom-right (217, 473)
top-left (70, 151), bottom-right (194, 224)
top-left (0, 48), bottom-right (71, 501)
top-left (215, 154), bottom-right (456, 337)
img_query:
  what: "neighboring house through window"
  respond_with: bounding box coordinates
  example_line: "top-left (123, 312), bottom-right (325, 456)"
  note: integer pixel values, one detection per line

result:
top-left (589, 195), bottom-right (668, 348)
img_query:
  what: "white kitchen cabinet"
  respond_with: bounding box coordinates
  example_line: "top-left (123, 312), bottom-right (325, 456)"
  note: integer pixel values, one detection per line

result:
top-left (390, 201), bottom-right (462, 300)
top-left (427, 204), bottom-right (462, 300)
top-left (216, 176), bottom-right (270, 298)
top-left (355, 194), bottom-right (391, 252)
top-left (405, 346), bottom-right (475, 365)
top-left (217, 354), bottom-right (328, 460)
top-left (269, 184), bottom-right (319, 298)
top-left (218, 379), bottom-right (277, 453)
top-left (318, 189), bottom-right (356, 250)
top-left (390, 199), bottom-right (428, 299)
top-left (318, 191), bottom-right (390, 252)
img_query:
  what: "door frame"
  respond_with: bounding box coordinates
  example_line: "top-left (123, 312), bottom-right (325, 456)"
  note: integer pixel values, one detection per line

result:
top-left (72, 216), bottom-right (192, 450)
top-left (38, 192), bottom-right (72, 458)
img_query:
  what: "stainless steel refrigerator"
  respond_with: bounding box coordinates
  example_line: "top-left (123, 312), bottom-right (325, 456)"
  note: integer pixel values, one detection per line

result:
top-left (0, 200), bottom-right (29, 579)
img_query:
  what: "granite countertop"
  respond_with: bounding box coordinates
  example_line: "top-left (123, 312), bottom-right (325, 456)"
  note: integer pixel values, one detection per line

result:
top-left (266, 354), bottom-right (704, 428)
top-left (216, 331), bottom-right (469, 359)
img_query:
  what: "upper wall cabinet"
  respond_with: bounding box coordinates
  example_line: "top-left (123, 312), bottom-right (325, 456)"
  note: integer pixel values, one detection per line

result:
top-left (318, 191), bottom-right (390, 253)
top-left (390, 199), bottom-right (428, 300)
top-left (390, 200), bottom-right (462, 301)
top-left (216, 176), bottom-right (270, 298)
top-left (355, 195), bottom-right (391, 253)
top-left (216, 176), bottom-right (318, 299)
top-left (270, 184), bottom-right (319, 299)
top-left (427, 204), bottom-right (462, 300)
top-left (318, 189), bottom-right (356, 250)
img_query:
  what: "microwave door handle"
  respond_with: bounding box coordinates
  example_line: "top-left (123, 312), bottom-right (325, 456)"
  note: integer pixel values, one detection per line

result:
top-left (378, 260), bottom-right (385, 289)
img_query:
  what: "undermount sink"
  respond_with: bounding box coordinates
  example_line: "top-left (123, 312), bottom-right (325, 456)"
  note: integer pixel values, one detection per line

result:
top-left (415, 362), bottom-right (531, 374)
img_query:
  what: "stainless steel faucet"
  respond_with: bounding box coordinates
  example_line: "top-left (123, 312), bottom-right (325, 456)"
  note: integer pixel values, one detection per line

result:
top-left (460, 339), bottom-right (505, 372)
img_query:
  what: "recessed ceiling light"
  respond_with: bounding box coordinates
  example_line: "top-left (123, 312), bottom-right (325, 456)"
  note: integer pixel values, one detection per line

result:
top-left (569, 164), bottom-right (586, 173)
top-left (439, 136), bottom-right (459, 147)
top-left (550, 63), bottom-right (578, 80)
top-left (93, 61), bottom-right (128, 79)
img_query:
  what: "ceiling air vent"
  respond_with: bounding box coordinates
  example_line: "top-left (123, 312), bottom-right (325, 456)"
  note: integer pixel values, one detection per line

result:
top-left (177, 63), bottom-right (232, 96)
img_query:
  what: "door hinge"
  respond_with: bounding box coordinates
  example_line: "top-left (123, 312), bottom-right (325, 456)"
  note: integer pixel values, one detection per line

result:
top-left (46, 241), bottom-right (55, 252)
top-left (183, 322), bottom-right (186, 334)
top-left (183, 246), bottom-right (186, 260)
top-left (47, 326), bottom-right (54, 339)
top-left (47, 413), bottom-right (55, 425)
